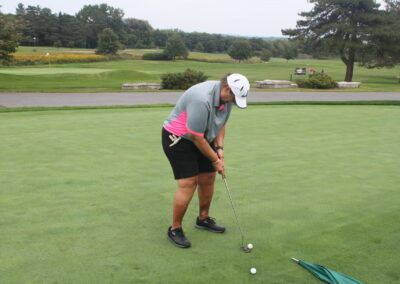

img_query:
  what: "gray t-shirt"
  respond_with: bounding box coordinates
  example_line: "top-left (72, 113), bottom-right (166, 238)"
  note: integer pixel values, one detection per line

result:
top-left (163, 81), bottom-right (232, 143)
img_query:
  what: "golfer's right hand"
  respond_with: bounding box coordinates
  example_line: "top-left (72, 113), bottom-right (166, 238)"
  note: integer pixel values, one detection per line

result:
top-left (212, 158), bottom-right (225, 176)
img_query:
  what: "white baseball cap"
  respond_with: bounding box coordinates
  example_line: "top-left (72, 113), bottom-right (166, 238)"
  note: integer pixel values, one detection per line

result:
top-left (227, 73), bottom-right (250, 108)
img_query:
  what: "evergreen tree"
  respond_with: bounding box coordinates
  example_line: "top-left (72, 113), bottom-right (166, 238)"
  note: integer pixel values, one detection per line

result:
top-left (57, 13), bottom-right (85, 48)
top-left (282, 0), bottom-right (383, 82)
top-left (359, 0), bottom-right (400, 68)
top-left (16, 4), bottom-right (58, 46)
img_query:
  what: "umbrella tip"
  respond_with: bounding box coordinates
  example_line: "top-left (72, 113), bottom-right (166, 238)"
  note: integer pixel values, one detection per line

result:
top-left (291, 258), bottom-right (300, 263)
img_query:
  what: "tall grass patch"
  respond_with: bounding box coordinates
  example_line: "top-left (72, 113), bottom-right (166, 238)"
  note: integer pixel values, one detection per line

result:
top-left (12, 54), bottom-right (108, 65)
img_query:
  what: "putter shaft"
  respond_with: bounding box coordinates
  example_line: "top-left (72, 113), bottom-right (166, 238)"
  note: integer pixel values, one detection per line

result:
top-left (223, 177), bottom-right (246, 248)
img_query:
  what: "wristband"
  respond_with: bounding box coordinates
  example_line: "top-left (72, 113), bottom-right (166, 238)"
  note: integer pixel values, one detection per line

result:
top-left (215, 146), bottom-right (224, 151)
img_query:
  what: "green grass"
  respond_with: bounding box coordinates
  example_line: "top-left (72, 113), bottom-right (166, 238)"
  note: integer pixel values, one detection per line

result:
top-left (0, 68), bottom-right (112, 75)
top-left (1, 105), bottom-right (399, 283)
top-left (1, 47), bottom-right (399, 92)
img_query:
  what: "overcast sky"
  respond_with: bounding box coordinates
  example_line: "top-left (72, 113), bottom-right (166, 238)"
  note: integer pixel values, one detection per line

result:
top-left (0, 0), bottom-right (387, 37)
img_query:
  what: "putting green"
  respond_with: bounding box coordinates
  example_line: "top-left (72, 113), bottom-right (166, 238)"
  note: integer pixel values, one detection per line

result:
top-left (0, 68), bottom-right (112, 75)
top-left (1, 105), bottom-right (399, 283)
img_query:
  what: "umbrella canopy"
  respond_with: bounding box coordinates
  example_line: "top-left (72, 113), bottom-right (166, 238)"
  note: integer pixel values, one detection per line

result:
top-left (291, 258), bottom-right (364, 284)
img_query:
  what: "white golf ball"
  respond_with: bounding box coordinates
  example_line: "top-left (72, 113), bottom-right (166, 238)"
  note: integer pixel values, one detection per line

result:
top-left (247, 243), bottom-right (253, 249)
top-left (250, 267), bottom-right (257, 275)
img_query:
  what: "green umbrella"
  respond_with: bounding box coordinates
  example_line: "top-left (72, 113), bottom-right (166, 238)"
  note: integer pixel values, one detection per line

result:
top-left (291, 258), bottom-right (364, 284)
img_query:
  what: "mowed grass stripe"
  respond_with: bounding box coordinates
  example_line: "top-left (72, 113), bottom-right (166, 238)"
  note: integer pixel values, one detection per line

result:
top-left (0, 106), bottom-right (399, 283)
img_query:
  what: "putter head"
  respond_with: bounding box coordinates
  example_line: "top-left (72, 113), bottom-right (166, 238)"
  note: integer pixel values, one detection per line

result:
top-left (240, 246), bottom-right (252, 253)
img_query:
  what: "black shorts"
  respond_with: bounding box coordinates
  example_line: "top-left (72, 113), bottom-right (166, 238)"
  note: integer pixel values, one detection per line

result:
top-left (162, 128), bottom-right (215, 180)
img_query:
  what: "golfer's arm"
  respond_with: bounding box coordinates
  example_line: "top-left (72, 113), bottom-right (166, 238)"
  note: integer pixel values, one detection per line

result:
top-left (214, 126), bottom-right (225, 148)
top-left (188, 133), bottom-right (219, 162)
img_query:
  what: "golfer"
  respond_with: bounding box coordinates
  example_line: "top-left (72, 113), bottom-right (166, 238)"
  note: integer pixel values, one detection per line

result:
top-left (162, 73), bottom-right (250, 248)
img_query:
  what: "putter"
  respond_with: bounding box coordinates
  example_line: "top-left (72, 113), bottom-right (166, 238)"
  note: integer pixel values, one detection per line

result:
top-left (222, 176), bottom-right (252, 253)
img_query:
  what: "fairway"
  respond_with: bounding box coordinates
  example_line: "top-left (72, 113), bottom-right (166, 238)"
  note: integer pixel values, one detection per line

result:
top-left (1, 105), bottom-right (399, 283)
top-left (2, 48), bottom-right (400, 92)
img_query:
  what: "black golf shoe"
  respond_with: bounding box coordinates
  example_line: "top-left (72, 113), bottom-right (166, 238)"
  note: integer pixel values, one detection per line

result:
top-left (167, 227), bottom-right (191, 248)
top-left (195, 216), bottom-right (225, 233)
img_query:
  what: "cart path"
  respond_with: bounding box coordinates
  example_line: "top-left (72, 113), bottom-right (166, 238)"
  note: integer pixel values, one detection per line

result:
top-left (1, 91), bottom-right (400, 108)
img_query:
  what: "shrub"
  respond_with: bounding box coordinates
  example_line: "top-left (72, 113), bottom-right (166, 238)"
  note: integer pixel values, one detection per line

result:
top-left (161, 69), bottom-right (208, 90)
top-left (142, 52), bottom-right (171, 60)
top-left (296, 72), bottom-right (337, 89)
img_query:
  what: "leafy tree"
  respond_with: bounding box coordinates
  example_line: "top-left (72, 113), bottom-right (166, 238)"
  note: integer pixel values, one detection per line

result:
top-left (153, 29), bottom-right (168, 48)
top-left (259, 49), bottom-right (272, 62)
top-left (202, 38), bottom-right (217, 53)
top-left (249, 38), bottom-right (266, 52)
top-left (163, 34), bottom-right (188, 60)
top-left (282, 0), bottom-right (383, 82)
top-left (121, 18), bottom-right (153, 48)
top-left (53, 40), bottom-right (62, 48)
top-left (227, 39), bottom-right (252, 63)
top-left (194, 42), bottom-right (204, 52)
top-left (213, 34), bottom-right (227, 52)
top-left (95, 28), bottom-right (120, 55)
top-left (270, 40), bottom-right (287, 57)
top-left (76, 4), bottom-right (124, 48)
top-left (0, 12), bottom-right (21, 64)
top-left (184, 32), bottom-right (202, 50)
top-left (282, 41), bottom-right (299, 62)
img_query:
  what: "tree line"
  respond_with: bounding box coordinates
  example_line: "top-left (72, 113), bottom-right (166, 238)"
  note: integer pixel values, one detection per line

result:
top-left (1, 1), bottom-right (399, 82)
top-left (2, 3), bottom-right (311, 58)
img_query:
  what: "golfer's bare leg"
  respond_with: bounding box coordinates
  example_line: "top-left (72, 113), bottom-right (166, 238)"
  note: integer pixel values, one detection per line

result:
top-left (171, 176), bottom-right (198, 230)
top-left (197, 172), bottom-right (216, 219)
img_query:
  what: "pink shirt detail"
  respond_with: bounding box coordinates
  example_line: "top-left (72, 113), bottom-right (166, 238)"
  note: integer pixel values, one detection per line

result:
top-left (164, 111), bottom-right (204, 137)
top-left (187, 128), bottom-right (204, 136)
top-left (218, 104), bottom-right (225, 111)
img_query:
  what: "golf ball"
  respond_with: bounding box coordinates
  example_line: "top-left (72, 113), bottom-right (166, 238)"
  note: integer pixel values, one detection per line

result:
top-left (247, 243), bottom-right (253, 249)
top-left (250, 267), bottom-right (257, 275)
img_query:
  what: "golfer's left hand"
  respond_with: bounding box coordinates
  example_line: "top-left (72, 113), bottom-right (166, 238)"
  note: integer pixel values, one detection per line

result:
top-left (216, 149), bottom-right (224, 161)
